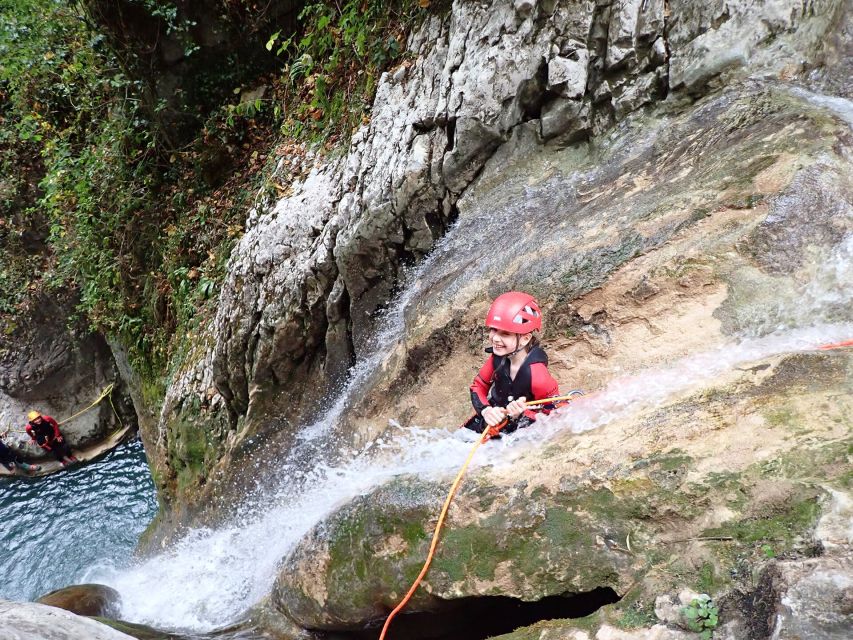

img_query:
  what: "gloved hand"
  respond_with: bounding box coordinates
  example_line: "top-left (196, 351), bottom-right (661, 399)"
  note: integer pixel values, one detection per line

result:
top-left (481, 406), bottom-right (507, 427)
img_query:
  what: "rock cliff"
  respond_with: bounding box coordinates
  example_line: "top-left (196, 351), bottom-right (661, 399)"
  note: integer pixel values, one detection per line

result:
top-left (145, 0), bottom-right (849, 525)
top-left (268, 74), bottom-right (853, 638)
top-left (124, 1), bottom-right (853, 636)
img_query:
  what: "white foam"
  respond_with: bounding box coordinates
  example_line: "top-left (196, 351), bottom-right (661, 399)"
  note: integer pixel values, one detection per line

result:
top-left (89, 318), bottom-right (853, 631)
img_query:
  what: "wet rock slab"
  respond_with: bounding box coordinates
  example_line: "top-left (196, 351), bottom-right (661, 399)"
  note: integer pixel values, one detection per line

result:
top-left (0, 600), bottom-right (135, 640)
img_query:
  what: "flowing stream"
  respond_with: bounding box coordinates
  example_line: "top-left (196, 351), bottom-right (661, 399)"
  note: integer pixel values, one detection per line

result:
top-left (90, 224), bottom-right (852, 632)
top-left (0, 438), bottom-right (156, 602)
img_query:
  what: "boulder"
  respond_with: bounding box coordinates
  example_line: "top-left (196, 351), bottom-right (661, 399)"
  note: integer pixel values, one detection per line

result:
top-left (767, 556), bottom-right (853, 640)
top-left (272, 345), bottom-right (851, 633)
top-left (0, 600), bottom-right (135, 640)
top-left (36, 583), bottom-right (121, 618)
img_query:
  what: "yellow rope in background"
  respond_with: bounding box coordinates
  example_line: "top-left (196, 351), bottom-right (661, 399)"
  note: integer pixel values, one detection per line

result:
top-left (57, 383), bottom-right (115, 426)
top-left (3, 383), bottom-right (117, 436)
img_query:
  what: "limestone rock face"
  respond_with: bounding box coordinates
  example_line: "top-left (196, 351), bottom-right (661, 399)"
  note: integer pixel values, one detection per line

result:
top-left (767, 556), bottom-right (853, 640)
top-left (274, 478), bottom-right (638, 629)
top-left (152, 0), bottom-right (848, 522)
top-left (272, 347), bottom-right (852, 632)
top-left (0, 600), bottom-right (135, 640)
top-left (268, 72), bottom-right (853, 636)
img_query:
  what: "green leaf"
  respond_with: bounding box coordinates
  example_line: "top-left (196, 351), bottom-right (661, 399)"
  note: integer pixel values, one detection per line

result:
top-left (265, 30), bottom-right (280, 51)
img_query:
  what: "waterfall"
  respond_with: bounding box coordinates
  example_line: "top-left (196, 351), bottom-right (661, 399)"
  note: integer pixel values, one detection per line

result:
top-left (88, 226), bottom-right (852, 632)
top-left (87, 84), bottom-right (853, 632)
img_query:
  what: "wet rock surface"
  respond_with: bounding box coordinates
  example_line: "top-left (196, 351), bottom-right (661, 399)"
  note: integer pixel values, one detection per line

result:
top-left (128, 2), bottom-right (853, 637)
top-left (272, 348), bottom-right (852, 635)
top-left (149, 0), bottom-right (850, 524)
top-left (763, 556), bottom-right (853, 640)
top-left (0, 599), bottom-right (136, 640)
top-left (36, 583), bottom-right (122, 618)
top-left (260, 58), bottom-right (853, 638)
top-left (0, 291), bottom-right (134, 463)
top-left (274, 478), bottom-right (636, 630)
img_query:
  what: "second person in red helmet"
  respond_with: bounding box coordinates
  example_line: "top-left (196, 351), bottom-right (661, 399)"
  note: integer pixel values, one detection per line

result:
top-left (462, 291), bottom-right (560, 437)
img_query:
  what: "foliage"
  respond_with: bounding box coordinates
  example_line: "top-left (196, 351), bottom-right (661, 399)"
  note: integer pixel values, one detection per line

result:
top-left (269, 0), bottom-right (422, 141)
top-left (0, 0), bottom-right (269, 378)
top-left (681, 594), bottom-right (719, 640)
top-left (0, 0), bottom-right (439, 416)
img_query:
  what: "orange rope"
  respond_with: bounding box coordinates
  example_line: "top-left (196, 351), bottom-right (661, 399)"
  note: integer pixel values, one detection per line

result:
top-left (378, 426), bottom-right (494, 639)
top-left (379, 336), bottom-right (852, 637)
top-left (522, 390), bottom-right (585, 407)
top-left (818, 339), bottom-right (853, 350)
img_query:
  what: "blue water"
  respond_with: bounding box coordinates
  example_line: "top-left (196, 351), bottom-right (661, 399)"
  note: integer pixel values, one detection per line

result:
top-left (0, 437), bottom-right (157, 602)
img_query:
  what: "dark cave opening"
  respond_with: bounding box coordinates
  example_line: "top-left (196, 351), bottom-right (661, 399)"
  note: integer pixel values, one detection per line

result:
top-left (319, 587), bottom-right (621, 640)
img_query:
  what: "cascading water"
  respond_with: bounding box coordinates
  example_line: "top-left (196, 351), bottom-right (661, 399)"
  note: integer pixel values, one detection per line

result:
top-left (91, 326), bottom-right (852, 632)
top-left (92, 236), bottom-right (852, 633)
top-left (90, 87), bottom-right (853, 633)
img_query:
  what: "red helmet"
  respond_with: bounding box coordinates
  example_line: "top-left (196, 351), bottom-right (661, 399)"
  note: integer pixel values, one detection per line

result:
top-left (485, 291), bottom-right (542, 334)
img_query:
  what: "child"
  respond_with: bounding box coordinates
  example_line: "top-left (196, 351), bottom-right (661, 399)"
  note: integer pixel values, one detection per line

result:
top-left (462, 291), bottom-right (560, 437)
top-left (25, 411), bottom-right (77, 466)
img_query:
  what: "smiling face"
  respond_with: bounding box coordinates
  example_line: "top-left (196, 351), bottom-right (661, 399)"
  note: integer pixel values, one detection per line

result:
top-left (489, 328), bottom-right (531, 356)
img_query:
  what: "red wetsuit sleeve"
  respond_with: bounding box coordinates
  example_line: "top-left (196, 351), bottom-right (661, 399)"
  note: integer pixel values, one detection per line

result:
top-left (523, 362), bottom-right (560, 421)
top-left (469, 357), bottom-right (495, 414)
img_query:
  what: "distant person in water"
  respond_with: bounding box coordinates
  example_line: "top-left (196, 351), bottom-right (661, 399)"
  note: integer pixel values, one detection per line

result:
top-left (25, 411), bottom-right (77, 466)
top-left (462, 291), bottom-right (560, 438)
top-left (0, 429), bottom-right (41, 474)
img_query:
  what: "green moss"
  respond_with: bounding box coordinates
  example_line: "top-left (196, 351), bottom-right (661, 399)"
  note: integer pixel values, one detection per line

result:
top-left (165, 414), bottom-right (218, 495)
top-left (487, 613), bottom-right (603, 640)
top-left (695, 561), bottom-right (720, 594)
top-left (764, 408), bottom-right (797, 428)
top-left (140, 377), bottom-right (166, 415)
top-left (94, 617), bottom-right (178, 639)
top-left (757, 439), bottom-right (851, 487)
top-left (702, 489), bottom-right (822, 545)
top-left (401, 521), bottom-right (427, 548)
top-left (615, 605), bottom-right (658, 629)
top-left (436, 526), bottom-right (502, 582)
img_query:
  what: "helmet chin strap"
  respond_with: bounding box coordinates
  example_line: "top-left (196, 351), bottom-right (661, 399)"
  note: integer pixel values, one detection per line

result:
top-left (505, 333), bottom-right (526, 358)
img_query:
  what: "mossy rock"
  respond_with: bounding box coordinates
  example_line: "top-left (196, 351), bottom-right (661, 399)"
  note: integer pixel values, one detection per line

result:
top-left (272, 476), bottom-right (648, 630)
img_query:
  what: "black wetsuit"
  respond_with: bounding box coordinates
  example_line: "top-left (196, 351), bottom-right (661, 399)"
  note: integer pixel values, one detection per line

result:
top-left (26, 417), bottom-right (73, 462)
top-left (0, 439), bottom-right (22, 470)
top-left (463, 345), bottom-right (559, 434)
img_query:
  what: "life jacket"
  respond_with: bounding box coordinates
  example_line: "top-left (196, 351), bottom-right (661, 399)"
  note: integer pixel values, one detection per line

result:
top-left (26, 417), bottom-right (60, 446)
top-left (464, 345), bottom-right (559, 434)
top-left (485, 345), bottom-right (549, 407)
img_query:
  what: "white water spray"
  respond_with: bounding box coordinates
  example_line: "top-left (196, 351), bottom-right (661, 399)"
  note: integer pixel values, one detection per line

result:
top-left (88, 88), bottom-right (853, 631)
top-left (88, 314), bottom-right (852, 631)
